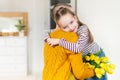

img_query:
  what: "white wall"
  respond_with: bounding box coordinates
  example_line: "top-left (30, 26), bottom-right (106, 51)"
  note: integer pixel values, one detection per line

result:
top-left (0, 0), bottom-right (49, 80)
top-left (0, 0), bottom-right (120, 80)
top-left (77, 0), bottom-right (120, 80)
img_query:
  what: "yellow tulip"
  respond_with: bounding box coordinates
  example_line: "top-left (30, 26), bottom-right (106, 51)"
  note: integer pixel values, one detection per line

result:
top-left (100, 63), bottom-right (108, 70)
top-left (96, 73), bottom-right (102, 78)
top-left (84, 53), bottom-right (116, 78)
top-left (101, 56), bottom-right (109, 63)
top-left (100, 63), bottom-right (106, 67)
top-left (107, 68), bottom-right (113, 74)
top-left (90, 54), bottom-right (95, 60)
top-left (85, 56), bottom-right (90, 61)
top-left (109, 63), bottom-right (116, 69)
top-left (95, 68), bottom-right (105, 75)
top-left (99, 68), bottom-right (105, 75)
top-left (94, 56), bottom-right (101, 64)
top-left (90, 65), bottom-right (95, 69)
top-left (85, 63), bottom-right (91, 68)
top-left (95, 68), bottom-right (101, 74)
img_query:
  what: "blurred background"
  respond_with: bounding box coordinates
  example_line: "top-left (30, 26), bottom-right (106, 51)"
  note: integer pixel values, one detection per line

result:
top-left (0, 0), bottom-right (120, 80)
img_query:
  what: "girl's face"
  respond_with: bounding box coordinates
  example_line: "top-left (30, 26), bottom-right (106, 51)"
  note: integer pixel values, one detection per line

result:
top-left (58, 13), bottom-right (78, 32)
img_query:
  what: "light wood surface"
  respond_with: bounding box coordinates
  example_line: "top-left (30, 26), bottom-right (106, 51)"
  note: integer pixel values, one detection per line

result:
top-left (0, 12), bottom-right (28, 36)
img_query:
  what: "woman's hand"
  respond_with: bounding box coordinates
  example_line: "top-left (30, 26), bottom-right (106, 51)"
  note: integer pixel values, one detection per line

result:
top-left (47, 38), bottom-right (60, 47)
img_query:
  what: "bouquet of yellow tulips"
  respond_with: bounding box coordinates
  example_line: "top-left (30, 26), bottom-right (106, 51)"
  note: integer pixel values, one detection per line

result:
top-left (83, 50), bottom-right (116, 78)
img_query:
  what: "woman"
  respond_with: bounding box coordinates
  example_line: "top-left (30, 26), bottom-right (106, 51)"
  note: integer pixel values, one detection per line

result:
top-left (42, 3), bottom-right (95, 80)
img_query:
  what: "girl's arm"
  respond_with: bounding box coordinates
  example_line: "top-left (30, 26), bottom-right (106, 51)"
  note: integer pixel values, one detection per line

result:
top-left (44, 32), bottom-right (50, 42)
top-left (44, 25), bottom-right (60, 42)
top-left (59, 25), bottom-right (89, 53)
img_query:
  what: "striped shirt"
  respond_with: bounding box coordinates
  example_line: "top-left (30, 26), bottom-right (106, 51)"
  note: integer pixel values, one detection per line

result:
top-left (59, 24), bottom-right (100, 56)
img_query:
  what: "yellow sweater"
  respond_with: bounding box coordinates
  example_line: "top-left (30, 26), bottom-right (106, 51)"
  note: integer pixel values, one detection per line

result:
top-left (42, 30), bottom-right (94, 80)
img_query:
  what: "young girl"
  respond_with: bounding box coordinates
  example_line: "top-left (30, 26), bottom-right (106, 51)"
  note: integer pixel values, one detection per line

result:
top-left (46, 3), bottom-right (107, 80)
top-left (45, 3), bottom-right (74, 40)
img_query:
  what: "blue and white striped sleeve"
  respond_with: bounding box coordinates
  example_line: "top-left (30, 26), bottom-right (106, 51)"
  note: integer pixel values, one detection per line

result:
top-left (59, 25), bottom-right (89, 53)
top-left (44, 32), bottom-right (50, 42)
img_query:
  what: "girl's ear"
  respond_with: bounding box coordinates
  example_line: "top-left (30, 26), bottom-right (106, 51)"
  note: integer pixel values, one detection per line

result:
top-left (56, 24), bottom-right (60, 30)
top-left (74, 15), bottom-right (78, 21)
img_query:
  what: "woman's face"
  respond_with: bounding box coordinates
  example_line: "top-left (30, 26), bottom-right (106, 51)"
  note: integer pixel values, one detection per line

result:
top-left (58, 13), bottom-right (78, 32)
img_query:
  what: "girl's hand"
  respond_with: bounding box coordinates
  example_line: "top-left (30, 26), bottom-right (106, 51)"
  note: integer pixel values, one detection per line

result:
top-left (47, 38), bottom-right (60, 47)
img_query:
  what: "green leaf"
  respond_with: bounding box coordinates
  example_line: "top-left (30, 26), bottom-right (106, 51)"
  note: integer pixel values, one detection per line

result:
top-left (15, 19), bottom-right (25, 32)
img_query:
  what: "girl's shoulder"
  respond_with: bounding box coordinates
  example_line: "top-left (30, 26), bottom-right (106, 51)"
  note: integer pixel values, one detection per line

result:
top-left (81, 24), bottom-right (88, 28)
top-left (77, 24), bottom-right (88, 32)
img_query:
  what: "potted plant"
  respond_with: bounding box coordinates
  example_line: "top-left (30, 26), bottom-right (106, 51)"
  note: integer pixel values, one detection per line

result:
top-left (15, 19), bottom-right (25, 36)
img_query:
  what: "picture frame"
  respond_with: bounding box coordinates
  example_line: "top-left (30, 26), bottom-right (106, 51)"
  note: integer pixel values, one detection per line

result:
top-left (0, 12), bottom-right (28, 36)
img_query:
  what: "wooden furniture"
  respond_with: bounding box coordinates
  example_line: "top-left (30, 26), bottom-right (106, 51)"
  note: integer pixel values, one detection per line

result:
top-left (0, 37), bottom-right (27, 76)
top-left (0, 12), bottom-right (28, 76)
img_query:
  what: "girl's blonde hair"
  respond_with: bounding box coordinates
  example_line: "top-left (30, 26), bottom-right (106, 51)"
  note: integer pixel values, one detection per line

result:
top-left (52, 3), bottom-right (94, 43)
